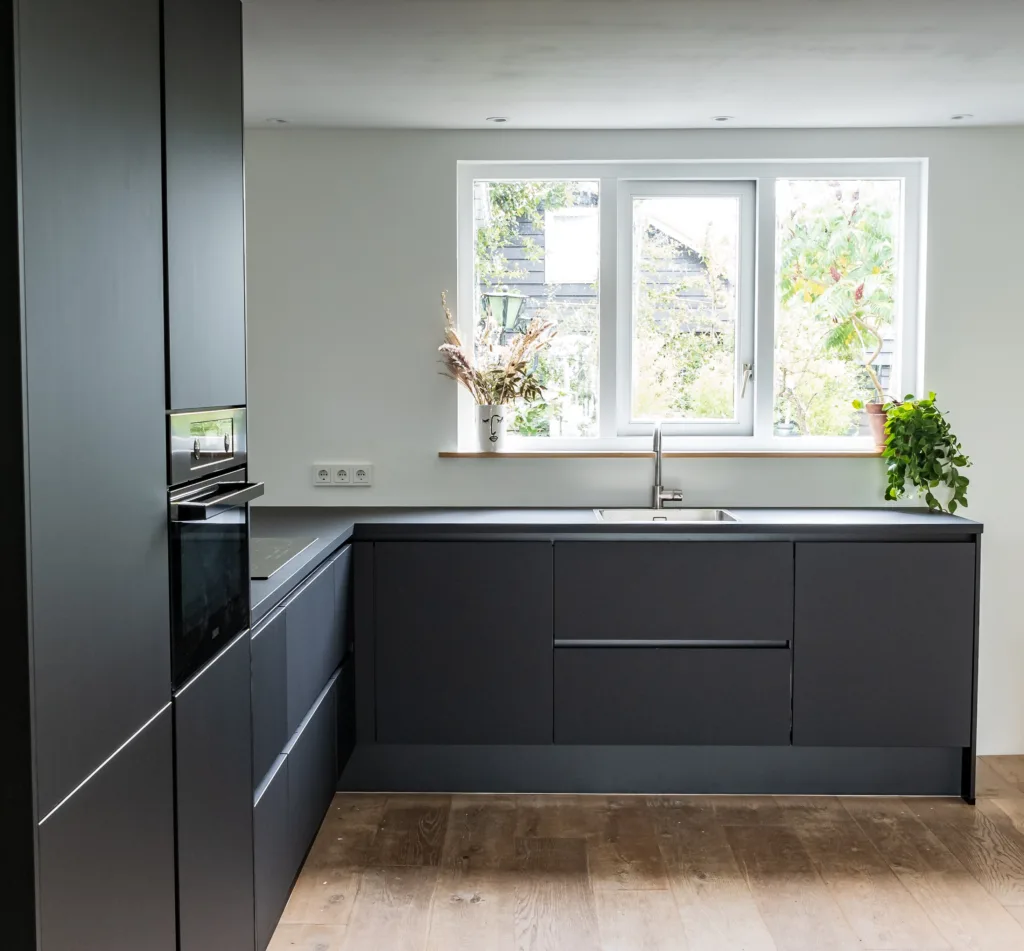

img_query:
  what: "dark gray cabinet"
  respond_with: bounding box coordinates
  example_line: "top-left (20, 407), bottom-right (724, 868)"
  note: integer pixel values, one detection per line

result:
top-left (287, 557), bottom-right (342, 734)
top-left (793, 542), bottom-right (976, 747)
top-left (253, 758), bottom-right (290, 951)
top-left (374, 541), bottom-right (554, 744)
top-left (554, 542), bottom-right (793, 644)
top-left (175, 631), bottom-right (254, 951)
top-left (555, 647), bottom-right (792, 744)
top-left (252, 606), bottom-right (288, 788)
top-left (253, 670), bottom-right (345, 951)
top-left (18, 0), bottom-right (170, 817)
top-left (163, 0), bottom-right (246, 410)
top-left (287, 674), bottom-right (340, 872)
top-left (37, 707), bottom-right (176, 951)
top-left (334, 545), bottom-right (354, 661)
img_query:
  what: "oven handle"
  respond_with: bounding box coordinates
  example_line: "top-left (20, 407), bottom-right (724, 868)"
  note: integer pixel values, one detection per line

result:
top-left (171, 482), bottom-right (265, 522)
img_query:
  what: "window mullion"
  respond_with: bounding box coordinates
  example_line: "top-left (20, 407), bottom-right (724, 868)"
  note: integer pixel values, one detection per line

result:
top-left (598, 177), bottom-right (618, 439)
top-left (753, 177), bottom-right (777, 445)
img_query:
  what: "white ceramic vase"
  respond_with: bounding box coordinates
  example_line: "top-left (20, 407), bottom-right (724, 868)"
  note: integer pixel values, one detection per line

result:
top-left (476, 403), bottom-right (507, 452)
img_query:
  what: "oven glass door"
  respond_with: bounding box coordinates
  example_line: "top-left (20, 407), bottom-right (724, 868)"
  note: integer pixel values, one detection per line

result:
top-left (170, 476), bottom-right (263, 687)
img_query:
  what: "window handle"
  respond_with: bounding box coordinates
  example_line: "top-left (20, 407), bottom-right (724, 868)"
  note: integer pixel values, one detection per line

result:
top-left (741, 363), bottom-right (754, 399)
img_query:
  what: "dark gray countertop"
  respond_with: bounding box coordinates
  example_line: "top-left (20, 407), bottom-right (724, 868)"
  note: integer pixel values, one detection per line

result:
top-left (250, 505), bottom-right (982, 624)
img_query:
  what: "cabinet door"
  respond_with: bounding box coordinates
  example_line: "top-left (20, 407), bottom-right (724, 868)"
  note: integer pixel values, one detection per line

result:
top-left (288, 674), bottom-right (339, 871)
top-left (793, 542), bottom-right (976, 747)
top-left (19, 0), bottom-right (170, 815)
top-left (375, 542), bottom-right (553, 744)
top-left (555, 542), bottom-right (793, 644)
top-left (555, 647), bottom-right (792, 745)
top-left (254, 758), bottom-right (291, 951)
top-left (286, 560), bottom-right (340, 735)
top-left (334, 545), bottom-right (353, 661)
top-left (38, 707), bottom-right (176, 951)
top-left (252, 606), bottom-right (288, 789)
top-left (163, 0), bottom-right (246, 410)
top-left (175, 632), bottom-right (255, 951)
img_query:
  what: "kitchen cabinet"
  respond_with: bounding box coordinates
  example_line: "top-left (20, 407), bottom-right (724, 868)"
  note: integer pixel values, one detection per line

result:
top-left (287, 554), bottom-right (344, 735)
top-left (18, 0), bottom-right (170, 818)
top-left (253, 670), bottom-right (346, 951)
top-left (793, 542), bottom-right (976, 747)
top-left (554, 542), bottom-right (793, 644)
top-left (252, 605), bottom-right (288, 788)
top-left (175, 631), bottom-right (254, 951)
top-left (253, 758), bottom-right (291, 951)
top-left (554, 647), bottom-right (792, 744)
top-left (163, 0), bottom-right (246, 410)
top-left (333, 545), bottom-right (354, 661)
top-left (374, 541), bottom-right (554, 744)
top-left (37, 707), bottom-right (176, 951)
top-left (287, 674), bottom-right (340, 872)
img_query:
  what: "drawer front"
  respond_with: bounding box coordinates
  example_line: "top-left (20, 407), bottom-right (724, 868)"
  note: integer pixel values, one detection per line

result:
top-left (554, 542), bottom-right (793, 643)
top-left (286, 559), bottom-right (339, 735)
top-left (333, 545), bottom-right (353, 661)
top-left (554, 647), bottom-right (792, 745)
top-left (287, 675), bottom-right (339, 872)
top-left (251, 607), bottom-right (287, 789)
top-left (253, 758), bottom-right (290, 951)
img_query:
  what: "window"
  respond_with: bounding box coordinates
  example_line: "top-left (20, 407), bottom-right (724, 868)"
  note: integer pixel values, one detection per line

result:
top-left (459, 162), bottom-right (922, 450)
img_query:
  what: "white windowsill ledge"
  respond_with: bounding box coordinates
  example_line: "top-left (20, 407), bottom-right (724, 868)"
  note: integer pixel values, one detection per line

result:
top-left (440, 449), bottom-right (883, 459)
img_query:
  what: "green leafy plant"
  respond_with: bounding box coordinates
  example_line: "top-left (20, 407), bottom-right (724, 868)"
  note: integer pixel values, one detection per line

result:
top-left (855, 392), bottom-right (971, 513)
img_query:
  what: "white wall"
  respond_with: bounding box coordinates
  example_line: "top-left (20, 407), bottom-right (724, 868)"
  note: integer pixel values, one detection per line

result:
top-left (245, 127), bottom-right (1024, 753)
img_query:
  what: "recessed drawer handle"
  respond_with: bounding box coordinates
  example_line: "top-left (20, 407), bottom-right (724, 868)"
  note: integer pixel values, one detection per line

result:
top-left (554, 639), bottom-right (790, 649)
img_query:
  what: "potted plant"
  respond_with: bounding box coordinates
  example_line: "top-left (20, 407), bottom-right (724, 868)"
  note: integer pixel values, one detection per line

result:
top-left (862, 392), bottom-right (972, 514)
top-left (437, 292), bottom-right (555, 451)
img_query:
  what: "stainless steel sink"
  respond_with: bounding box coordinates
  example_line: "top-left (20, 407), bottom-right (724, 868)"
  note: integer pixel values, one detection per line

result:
top-left (595, 508), bottom-right (738, 523)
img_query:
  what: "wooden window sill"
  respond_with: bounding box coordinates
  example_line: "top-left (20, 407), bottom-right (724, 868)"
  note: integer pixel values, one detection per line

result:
top-left (439, 450), bottom-right (883, 459)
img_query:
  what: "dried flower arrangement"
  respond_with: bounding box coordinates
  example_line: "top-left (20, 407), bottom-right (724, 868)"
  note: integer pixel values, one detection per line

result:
top-left (437, 291), bottom-right (556, 406)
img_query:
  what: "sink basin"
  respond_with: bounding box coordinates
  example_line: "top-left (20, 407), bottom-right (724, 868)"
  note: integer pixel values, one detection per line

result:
top-left (595, 508), bottom-right (738, 523)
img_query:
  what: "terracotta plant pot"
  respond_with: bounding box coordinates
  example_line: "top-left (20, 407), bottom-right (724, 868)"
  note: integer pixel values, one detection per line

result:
top-left (865, 401), bottom-right (888, 449)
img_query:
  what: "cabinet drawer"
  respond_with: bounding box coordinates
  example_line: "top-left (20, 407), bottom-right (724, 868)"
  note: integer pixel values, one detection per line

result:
top-left (251, 606), bottom-right (287, 789)
top-left (554, 647), bottom-right (792, 745)
top-left (253, 758), bottom-right (290, 951)
top-left (287, 673), bottom-right (339, 872)
top-left (286, 559), bottom-right (339, 735)
top-left (555, 542), bottom-right (793, 643)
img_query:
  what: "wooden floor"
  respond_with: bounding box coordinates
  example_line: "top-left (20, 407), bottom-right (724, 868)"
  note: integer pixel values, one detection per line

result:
top-left (269, 757), bottom-right (1024, 951)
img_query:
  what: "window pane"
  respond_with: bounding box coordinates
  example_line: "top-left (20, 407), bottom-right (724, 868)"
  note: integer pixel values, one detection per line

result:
top-left (774, 179), bottom-right (902, 437)
top-left (473, 180), bottom-right (599, 438)
top-left (632, 195), bottom-right (740, 421)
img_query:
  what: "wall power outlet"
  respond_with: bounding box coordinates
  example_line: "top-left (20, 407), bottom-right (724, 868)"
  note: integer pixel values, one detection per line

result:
top-left (313, 462), bottom-right (373, 486)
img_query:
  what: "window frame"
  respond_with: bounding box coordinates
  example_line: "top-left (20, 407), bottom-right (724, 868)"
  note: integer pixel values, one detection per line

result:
top-left (457, 159), bottom-right (924, 452)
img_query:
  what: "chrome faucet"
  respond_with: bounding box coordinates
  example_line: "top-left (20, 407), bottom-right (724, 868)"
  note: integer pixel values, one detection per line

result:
top-left (652, 421), bottom-right (683, 508)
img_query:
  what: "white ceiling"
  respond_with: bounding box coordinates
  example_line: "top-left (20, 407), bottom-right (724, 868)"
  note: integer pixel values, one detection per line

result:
top-left (242, 0), bottom-right (1024, 129)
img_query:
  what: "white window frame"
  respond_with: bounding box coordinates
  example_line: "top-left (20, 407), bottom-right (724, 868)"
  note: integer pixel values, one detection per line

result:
top-left (618, 179), bottom-right (756, 437)
top-left (457, 160), bottom-right (924, 452)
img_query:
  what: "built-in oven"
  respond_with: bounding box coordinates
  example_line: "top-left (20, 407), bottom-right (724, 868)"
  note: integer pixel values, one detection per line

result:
top-left (168, 408), bottom-right (263, 688)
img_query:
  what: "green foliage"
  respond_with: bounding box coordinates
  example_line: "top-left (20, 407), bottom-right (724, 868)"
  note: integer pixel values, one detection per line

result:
top-left (775, 181), bottom-right (900, 434)
top-left (876, 392), bottom-right (971, 514)
top-left (475, 182), bottom-right (572, 285)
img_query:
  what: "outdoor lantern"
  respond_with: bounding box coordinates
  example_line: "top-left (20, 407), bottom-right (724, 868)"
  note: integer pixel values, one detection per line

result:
top-left (483, 292), bottom-right (528, 341)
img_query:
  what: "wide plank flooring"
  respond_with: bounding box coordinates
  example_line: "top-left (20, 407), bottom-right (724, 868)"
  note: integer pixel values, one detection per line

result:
top-left (269, 757), bottom-right (1024, 951)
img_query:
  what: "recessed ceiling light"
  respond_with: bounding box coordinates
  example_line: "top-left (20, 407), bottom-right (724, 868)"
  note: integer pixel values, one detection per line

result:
top-left (265, 118), bottom-right (289, 125)
top-left (486, 116), bottom-right (509, 123)
top-left (712, 115), bottom-right (734, 123)
top-left (950, 114), bottom-right (973, 121)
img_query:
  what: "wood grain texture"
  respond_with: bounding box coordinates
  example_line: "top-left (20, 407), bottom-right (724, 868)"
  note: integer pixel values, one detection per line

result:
top-left (724, 823), bottom-right (862, 950)
top-left (512, 837), bottom-right (601, 951)
top-left (370, 796), bottom-right (450, 868)
top-left (268, 763), bottom-right (1024, 951)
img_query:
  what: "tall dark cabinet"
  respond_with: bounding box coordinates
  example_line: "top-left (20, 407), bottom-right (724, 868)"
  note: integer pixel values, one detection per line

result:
top-left (2, 0), bottom-right (247, 948)
top-left (164, 0), bottom-right (247, 410)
